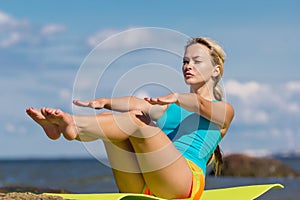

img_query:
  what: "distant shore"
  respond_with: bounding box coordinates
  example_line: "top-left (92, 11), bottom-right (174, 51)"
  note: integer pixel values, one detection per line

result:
top-left (209, 153), bottom-right (300, 177)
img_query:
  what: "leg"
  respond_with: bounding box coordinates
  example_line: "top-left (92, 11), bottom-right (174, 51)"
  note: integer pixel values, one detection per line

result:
top-left (41, 107), bottom-right (140, 141)
top-left (104, 141), bottom-right (145, 193)
top-left (27, 108), bottom-right (145, 192)
top-left (42, 108), bottom-right (193, 199)
top-left (101, 112), bottom-right (145, 193)
top-left (101, 113), bottom-right (193, 198)
top-left (129, 125), bottom-right (193, 198)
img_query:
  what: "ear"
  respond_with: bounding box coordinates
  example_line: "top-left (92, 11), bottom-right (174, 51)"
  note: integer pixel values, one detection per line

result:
top-left (212, 65), bottom-right (221, 78)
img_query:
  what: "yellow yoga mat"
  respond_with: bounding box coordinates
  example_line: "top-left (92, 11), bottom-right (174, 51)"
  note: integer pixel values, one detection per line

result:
top-left (45, 183), bottom-right (283, 200)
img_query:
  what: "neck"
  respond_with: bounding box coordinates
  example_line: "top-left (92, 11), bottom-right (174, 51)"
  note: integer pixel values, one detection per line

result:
top-left (190, 80), bottom-right (215, 100)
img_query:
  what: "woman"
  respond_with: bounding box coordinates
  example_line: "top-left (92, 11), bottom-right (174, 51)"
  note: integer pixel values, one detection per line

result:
top-left (26, 37), bottom-right (234, 199)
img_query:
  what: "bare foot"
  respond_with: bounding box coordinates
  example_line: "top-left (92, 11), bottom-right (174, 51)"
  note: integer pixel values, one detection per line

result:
top-left (42, 107), bottom-right (78, 140)
top-left (26, 107), bottom-right (61, 140)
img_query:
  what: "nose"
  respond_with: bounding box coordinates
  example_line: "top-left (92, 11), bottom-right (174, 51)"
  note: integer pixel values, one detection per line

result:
top-left (183, 62), bottom-right (192, 71)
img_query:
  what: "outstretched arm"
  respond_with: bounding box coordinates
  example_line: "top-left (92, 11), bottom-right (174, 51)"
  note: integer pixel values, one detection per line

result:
top-left (145, 93), bottom-right (234, 136)
top-left (73, 96), bottom-right (150, 112)
top-left (73, 96), bottom-right (168, 121)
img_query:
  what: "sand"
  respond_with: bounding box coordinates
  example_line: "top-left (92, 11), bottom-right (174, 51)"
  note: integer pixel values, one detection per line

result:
top-left (0, 187), bottom-right (69, 200)
top-left (0, 192), bottom-right (64, 200)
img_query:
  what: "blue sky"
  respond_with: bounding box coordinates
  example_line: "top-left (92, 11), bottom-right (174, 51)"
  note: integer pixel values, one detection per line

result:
top-left (0, 0), bottom-right (300, 159)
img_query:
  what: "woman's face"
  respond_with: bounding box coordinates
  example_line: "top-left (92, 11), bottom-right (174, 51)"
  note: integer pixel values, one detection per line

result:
top-left (182, 43), bottom-right (218, 86)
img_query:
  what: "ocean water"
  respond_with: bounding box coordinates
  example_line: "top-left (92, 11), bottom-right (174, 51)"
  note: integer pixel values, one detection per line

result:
top-left (0, 157), bottom-right (299, 200)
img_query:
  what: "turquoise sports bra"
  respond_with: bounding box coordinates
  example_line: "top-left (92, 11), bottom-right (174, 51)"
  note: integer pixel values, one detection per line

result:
top-left (156, 103), bottom-right (221, 174)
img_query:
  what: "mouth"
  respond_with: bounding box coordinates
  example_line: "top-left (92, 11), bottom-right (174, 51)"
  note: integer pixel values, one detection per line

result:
top-left (184, 72), bottom-right (194, 78)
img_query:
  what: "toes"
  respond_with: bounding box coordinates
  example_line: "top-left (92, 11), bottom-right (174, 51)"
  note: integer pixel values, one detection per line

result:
top-left (26, 108), bottom-right (32, 115)
top-left (46, 108), bottom-right (61, 116)
top-left (26, 107), bottom-right (43, 119)
top-left (54, 109), bottom-right (63, 116)
top-left (45, 108), bottom-right (53, 114)
top-left (41, 107), bottom-right (57, 116)
top-left (41, 107), bottom-right (47, 116)
top-left (26, 107), bottom-right (34, 114)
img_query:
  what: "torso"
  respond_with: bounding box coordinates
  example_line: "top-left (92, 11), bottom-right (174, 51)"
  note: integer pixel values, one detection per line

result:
top-left (156, 103), bottom-right (222, 174)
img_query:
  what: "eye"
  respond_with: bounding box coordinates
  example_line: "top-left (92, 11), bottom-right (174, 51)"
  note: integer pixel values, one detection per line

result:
top-left (183, 60), bottom-right (189, 65)
top-left (194, 60), bottom-right (202, 64)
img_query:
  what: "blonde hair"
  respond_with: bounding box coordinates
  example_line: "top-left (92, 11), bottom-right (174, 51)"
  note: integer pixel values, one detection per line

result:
top-left (186, 37), bottom-right (226, 101)
top-left (186, 37), bottom-right (226, 175)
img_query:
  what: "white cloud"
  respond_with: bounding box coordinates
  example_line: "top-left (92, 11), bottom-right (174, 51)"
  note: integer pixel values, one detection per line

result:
top-left (286, 81), bottom-right (300, 93)
top-left (233, 109), bottom-right (269, 125)
top-left (59, 88), bottom-right (72, 102)
top-left (87, 28), bottom-right (123, 47)
top-left (225, 80), bottom-right (300, 125)
top-left (241, 149), bottom-right (273, 157)
top-left (0, 10), bottom-right (28, 28)
top-left (5, 123), bottom-right (16, 133)
top-left (0, 10), bottom-right (29, 48)
top-left (0, 31), bottom-right (21, 47)
top-left (40, 24), bottom-right (66, 36)
top-left (225, 80), bottom-right (271, 125)
top-left (0, 10), bottom-right (66, 48)
top-left (86, 27), bottom-right (188, 55)
top-left (287, 102), bottom-right (300, 113)
top-left (0, 10), bottom-right (15, 25)
top-left (225, 80), bottom-right (270, 101)
top-left (87, 27), bottom-right (154, 49)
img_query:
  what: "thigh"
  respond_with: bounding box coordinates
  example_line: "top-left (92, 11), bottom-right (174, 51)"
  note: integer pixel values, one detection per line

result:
top-left (129, 124), bottom-right (193, 199)
top-left (104, 140), bottom-right (145, 193)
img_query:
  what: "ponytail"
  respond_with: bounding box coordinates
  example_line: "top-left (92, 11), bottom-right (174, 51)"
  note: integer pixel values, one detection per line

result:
top-left (213, 83), bottom-right (223, 101)
top-left (213, 145), bottom-right (223, 176)
top-left (207, 145), bottom-right (223, 176)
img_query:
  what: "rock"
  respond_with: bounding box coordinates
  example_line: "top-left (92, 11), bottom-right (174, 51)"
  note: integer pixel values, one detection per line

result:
top-left (209, 153), bottom-right (300, 177)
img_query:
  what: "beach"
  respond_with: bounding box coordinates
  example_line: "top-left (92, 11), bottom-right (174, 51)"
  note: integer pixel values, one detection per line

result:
top-left (0, 185), bottom-right (68, 200)
top-left (0, 192), bottom-right (64, 200)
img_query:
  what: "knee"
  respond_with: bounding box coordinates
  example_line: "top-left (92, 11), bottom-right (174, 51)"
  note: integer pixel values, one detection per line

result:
top-left (128, 110), bottom-right (152, 127)
top-left (127, 110), bottom-right (161, 139)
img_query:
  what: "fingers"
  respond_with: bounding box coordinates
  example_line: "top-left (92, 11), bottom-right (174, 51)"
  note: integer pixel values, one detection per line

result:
top-left (73, 99), bottom-right (102, 109)
top-left (144, 97), bottom-right (168, 105)
top-left (144, 97), bottom-right (156, 104)
top-left (73, 99), bottom-right (89, 107)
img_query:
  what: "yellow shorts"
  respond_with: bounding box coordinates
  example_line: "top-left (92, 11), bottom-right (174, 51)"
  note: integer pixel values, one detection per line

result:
top-left (142, 159), bottom-right (205, 200)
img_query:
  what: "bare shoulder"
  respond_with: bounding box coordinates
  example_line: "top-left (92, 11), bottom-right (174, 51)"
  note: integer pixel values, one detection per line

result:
top-left (214, 100), bottom-right (234, 112)
top-left (223, 101), bottom-right (235, 117)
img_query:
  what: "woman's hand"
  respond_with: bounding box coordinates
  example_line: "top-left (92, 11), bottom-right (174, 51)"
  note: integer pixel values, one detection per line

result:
top-left (73, 98), bottom-right (107, 109)
top-left (144, 93), bottom-right (179, 105)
